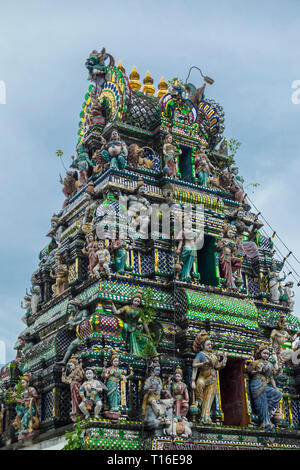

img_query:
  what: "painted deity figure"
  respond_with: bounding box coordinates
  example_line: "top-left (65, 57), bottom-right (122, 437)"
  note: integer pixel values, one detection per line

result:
top-left (266, 261), bottom-right (287, 304)
top-left (270, 316), bottom-right (292, 358)
top-left (176, 217), bottom-right (203, 282)
top-left (167, 365), bottom-right (189, 418)
top-left (50, 253), bottom-right (68, 296)
top-left (79, 368), bottom-right (107, 419)
top-left (216, 225), bottom-right (243, 288)
top-left (12, 373), bottom-right (39, 440)
top-left (193, 145), bottom-right (215, 186)
top-left (20, 293), bottom-right (32, 325)
top-left (128, 178), bottom-right (151, 239)
top-left (191, 331), bottom-right (227, 424)
top-left (87, 90), bottom-right (105, 126)
top-left (247, 344), bottom-right (282, 430)
top-left (163, 133), bottom-right (181, 178)
top-left (82, 231), bottom-right (98, 275)
top-left (61, 356), bottom-right (85, 422)
top-left (111, 234), bottom-right (132, 275)
top-left (60, 171), bottom-right (78, 207)
top-left (281, 281), bottom-right (295, 310)
top-left (229, 167), bottom-right (245, 202)
top-left (110, 292), bottom-right (157, 357)
top-left (101, 353), bottom-right (133, 413)
top-left (72, 145), bottom-right (94, 190)
top-left (93, 241), bottom-right (111, 278)
top-left (101, 129), bottom-right (128, 170)
top-left (142, 365), bottom-right (163, 418)
top-left (80, 183), bottom-right (101, 234)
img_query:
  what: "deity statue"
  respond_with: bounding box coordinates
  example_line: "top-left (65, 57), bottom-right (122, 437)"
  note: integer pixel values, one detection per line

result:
top-left (193, 145), bottom-right (215, 186)
top-left (82, 231), bottom-right (99, 275)
top-left (167, 365), bottom-right (189, 418)
top-left (127, 144), bottom-right (154, 170)
top-left (50, 252), bottom-right (68, 296)
top-left (110, 291), bottom-right (159, 357)
top-left (247, 343), bottom-right (282, 430)
top-left (12, 373), bottom-right (39, 440)
top-left (266, 261), bottom-right (287, 304)
top-left (61, 356), bottom-right (85, 422)
top-left (71, 145), bottom-right (94, 190)
top-left (93, 240), bottom-right (111, 278)
top-left (226, 207), bottom-right (262, 259)
top-left (59, 171), bottom-right (78, 207)
top-left (111, 234), bottom-right (132, 276)
top-left (191, 331), bottom-right (227, 424)
top-left (176, 217), bottom-right (203, 282)
top-left (216, 225), bottom-right (243, 288)
top-left (49, 213), bottom-right (65, 247)
top-left (270, 316), bottom-right (292, 357)
top-left (57, 299), bottom-right (89, 366)
top-left (163, 133), bottom-right (181, 178)
top-left (20, 293), bottom-right (32, 325)
top-left (281, 281), bottom-right (295, 310)
top-left (80, 183), bottom-right (101, 235)
top-left (86, 90), bottom-right (105, 126)
top-left (101, 129), bottom-right (128, 170)
top-left (101, 353), bottom-right (133, 417)
top-left (128, 178), bottom-right (151, 239)
top-left (79, 368), bottom-right (107, 419)
top-left (229, 167), bottom-right (245, 202)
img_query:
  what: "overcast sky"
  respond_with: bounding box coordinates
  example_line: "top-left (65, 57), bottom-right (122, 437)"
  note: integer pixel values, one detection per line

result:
top-left (1, 0), bottom-right (300, 365)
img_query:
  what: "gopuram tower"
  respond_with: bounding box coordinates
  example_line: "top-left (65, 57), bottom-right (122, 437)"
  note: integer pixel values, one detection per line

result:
top-left (1, 48), bottom-right (300, 451)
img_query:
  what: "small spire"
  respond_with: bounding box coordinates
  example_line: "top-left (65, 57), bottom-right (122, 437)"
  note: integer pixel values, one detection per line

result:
top-left (142, 71), bottom-right (155, 96)
top-left (129, 66), bottom-right (141, 91)
top-left (157, 76), bottom-right (168, 98)
top-left (117, 60), bottom-right (125, 74)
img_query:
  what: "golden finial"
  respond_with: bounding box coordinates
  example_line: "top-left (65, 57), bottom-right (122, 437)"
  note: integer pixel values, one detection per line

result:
top-left (142, 71), bottom-right (155, 96)
top-left (157, 76), bottom-right (168, 98)
top-left (129, 66), bottom-right (141, 91)
top-left (117, 60), bottom-right (125, 74)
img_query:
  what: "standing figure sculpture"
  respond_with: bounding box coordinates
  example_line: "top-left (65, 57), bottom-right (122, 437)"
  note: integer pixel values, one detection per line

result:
top-left (79, 368), bottom-right (107, 420)
top-left (61, 356), bottom-right (85, 422)
top-left (50, 253), bottom-right (68, 296)
top-left (101, 129), bottom-right (128, 170)
top-left (270, 316), bottom-right (292, 358)
top-left (12, 373), bottom-right (39, 440)
top-left (193, 145), bottom-right (215, 186)
top-left (101, 353), bottom-right (133, 419)
top-left (191, 331), bottom-right (227, 424)
top-left (111, 234), bottom-right (132, 275)
top-left (216, 225), bottom-right (243, 288)
top-left (128, 178), bottom-right (152, 239)
top-left (176, 217), bottom-right (203, 282)
top-left (266, 261), bottom-right (287, 304)
top-left (93, 241), bottom-right (111, 278)
top-left (247, 343), bottom-right (282, 430)
top-left (60, 171), bottom-right (78, 207)
top-left (163, 133), bottom-right (181, 179)
top-left (167, 365), bottom-right (189, 418)
top-left (82, 231), bottom-right (99, 275)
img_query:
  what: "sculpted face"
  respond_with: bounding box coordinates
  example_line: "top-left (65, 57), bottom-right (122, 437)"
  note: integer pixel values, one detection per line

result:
top-left (85, 369), bottom-right (94, 380)
top-left (132, 296), bottom-right (141, 307)
top-left (111, 130), bottom-right (119, 140)
top-left (174, 373), bottom-right (182, 383)
top-left (112, 357), bottom-right (119, 367)
top-left (154, 366), bottom-right (161, 376)
top-left (261, 349), bottom-right (270, 361)
top-left (203, 340), bottom-right (212, 352)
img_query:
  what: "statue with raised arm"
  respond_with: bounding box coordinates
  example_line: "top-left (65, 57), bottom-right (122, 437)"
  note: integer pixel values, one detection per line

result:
top-left (216, 225), bottom-right (243, 288)
top-left (163, 133), bottom-right (181, 179)
top-left (193, 145), bottom-right (215, 186)
top-left (191, 331), bottom-right (227, 424)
